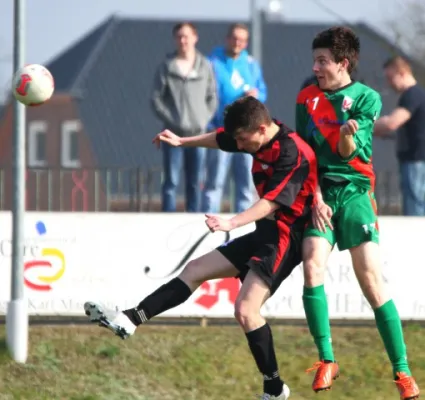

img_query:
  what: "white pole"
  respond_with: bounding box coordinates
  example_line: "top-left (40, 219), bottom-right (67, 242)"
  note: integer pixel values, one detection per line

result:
top-left (250, 0), bottom-right (262, 65)
top-left (6, 0), bottom-right (28, 364)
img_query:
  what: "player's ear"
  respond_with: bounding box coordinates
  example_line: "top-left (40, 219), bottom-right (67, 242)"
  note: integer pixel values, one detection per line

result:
top-left (340, 58), bottom-right (350, 72)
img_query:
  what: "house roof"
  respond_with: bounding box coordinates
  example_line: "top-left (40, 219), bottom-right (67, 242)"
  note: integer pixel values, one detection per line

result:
top-left (44, 16), bottom-right (415, 189)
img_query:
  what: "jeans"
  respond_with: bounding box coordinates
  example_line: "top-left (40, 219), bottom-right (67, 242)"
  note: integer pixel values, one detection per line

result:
top-left (202, 149), bottom-right (254, 213)
top-left (162, 143), bottom-right (205, 212)
top-left (399, 161), bottom-right (425, 216)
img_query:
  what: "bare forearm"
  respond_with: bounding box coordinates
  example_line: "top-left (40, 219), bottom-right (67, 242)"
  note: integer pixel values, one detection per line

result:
top-left (180, 132), bottom-right (218, 149)
top-left (338, 134), bottom-right (357, 158)
top-left (229, 199), bottom-right (279, 229)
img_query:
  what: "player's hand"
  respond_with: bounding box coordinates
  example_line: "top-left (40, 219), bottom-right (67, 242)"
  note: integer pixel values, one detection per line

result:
top-left (312, 201), bottom-right (333, 233)
top-left (340, 119), bottom-right (359, 136)
top-left (205, 214), bottom-right (234, 233)
top-left (152, 129), bottom-right (182, 149)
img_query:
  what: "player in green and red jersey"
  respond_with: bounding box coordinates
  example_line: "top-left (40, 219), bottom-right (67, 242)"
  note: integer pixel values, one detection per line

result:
top-left (295, 27), bottom-right (420, 400)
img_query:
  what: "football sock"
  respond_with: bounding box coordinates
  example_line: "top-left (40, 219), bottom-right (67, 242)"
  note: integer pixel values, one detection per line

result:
top-left (123, 278), bottom-right (192, 326)
top-left (303, 285), bottom-right (335, 362)
top-left (245, 323), bottom-right (284, 396)
top-left (374, 300), bottom-right (411, 377)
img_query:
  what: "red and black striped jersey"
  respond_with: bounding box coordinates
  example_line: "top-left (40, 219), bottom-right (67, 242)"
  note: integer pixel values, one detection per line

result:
top-left (216, 121), bottom-right (318, 225)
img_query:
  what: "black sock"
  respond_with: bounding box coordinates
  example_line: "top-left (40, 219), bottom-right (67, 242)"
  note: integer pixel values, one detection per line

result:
top-left (245, 323), bottom-right (283, 396)
top-left (123, 278), bottom-right (192, 326)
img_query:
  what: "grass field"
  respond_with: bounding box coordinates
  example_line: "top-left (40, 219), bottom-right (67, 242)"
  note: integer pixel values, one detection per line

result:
top-left (0, 323), bottom-right (423, 400)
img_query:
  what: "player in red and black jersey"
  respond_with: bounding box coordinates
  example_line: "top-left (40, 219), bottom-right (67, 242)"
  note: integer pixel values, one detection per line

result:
top-left (83, 97), bottom-right (317, 400)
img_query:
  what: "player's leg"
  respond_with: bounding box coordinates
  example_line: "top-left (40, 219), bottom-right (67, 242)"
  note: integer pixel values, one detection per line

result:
top-left (84, 249), bottom-right (239, 339)
top-left (234, 220), bottom-right (302, 399)
top-left (235, 270), bottom-right (289, 399)
top-left (183, 146), bottom-right (205, 212)
top-left (201, 149), bottom-right (231, 213)
top-left (338, 186), bottom-right (420, 399)
top-left (302, 234), bottom-right (339, 391)
top-left (232, 152), bottom-right (254, 212)
top-left (161, 143), bottom-right (182, 212)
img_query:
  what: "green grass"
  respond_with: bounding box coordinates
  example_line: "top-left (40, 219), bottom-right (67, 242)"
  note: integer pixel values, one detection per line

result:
top-left (0, 323), bottom-right (423, 399)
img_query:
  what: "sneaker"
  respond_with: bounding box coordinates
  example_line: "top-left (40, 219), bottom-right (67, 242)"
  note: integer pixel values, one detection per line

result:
top-left (306, 361), bottom-right (339, 392)
top-left (258, 384), bottom-right (290, 399)
top-left (394, 372), bottom-right (420, 400)
top-left (84, 301), bottom-right (136, 339)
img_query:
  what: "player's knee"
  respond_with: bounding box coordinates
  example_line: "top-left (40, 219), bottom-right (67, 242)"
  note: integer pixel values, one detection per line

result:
top-left (234, 299), bottom-right (258, 328)
top-left (303, 258), bottom-right (326, 287)
top-left (178, 259), bottom-right (204, 291)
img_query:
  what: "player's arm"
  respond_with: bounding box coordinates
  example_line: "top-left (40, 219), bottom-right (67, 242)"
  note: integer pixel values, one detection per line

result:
top-left (337, 91), bottom-right (382, 160)
top-left (222, 141), bottom-right (304, 229)
top-left (295, 91), bottom-right (309, 141)
top-left (374, 88), bottom-right (419, 136)
top-left (153, 127), bottom-right (242, 151)
top-left (206, 139), bottom-right (305, 233)
top-left (153, 129), bottom-right (219, 149)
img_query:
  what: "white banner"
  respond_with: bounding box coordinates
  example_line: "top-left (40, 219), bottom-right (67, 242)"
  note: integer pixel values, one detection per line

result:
top-left (0, 212), bottom-right (423, 320)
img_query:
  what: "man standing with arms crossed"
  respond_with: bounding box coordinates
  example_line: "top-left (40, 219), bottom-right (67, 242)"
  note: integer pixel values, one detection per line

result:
top-left (296, 26), bottom-right (420, 399)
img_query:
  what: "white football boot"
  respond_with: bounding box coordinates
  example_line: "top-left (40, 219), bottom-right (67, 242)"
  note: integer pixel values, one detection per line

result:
top-left (258, 384), bottom-right (290, 399)
top-left (84, 301), bottom-right (136, 339)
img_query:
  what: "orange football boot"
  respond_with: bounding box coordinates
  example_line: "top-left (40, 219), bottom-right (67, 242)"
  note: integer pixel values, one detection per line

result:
top-left (394, 372), bottom-right (420, 400)
top-left (306, 361), bottom-right (340, 392)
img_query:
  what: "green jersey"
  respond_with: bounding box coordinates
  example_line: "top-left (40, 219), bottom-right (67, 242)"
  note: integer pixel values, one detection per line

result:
top-left (295, 81), bottom-right (382, 189)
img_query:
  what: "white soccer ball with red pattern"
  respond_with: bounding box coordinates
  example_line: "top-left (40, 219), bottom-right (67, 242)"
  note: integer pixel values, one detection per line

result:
top-left (12, 64), bottom-right (54, 106)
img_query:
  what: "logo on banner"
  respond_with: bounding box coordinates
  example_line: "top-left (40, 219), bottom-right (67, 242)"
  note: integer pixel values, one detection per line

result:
top-left (24, 221), bottom-right (66, 291)
top-left (195, 278), bottom-right (240, 309)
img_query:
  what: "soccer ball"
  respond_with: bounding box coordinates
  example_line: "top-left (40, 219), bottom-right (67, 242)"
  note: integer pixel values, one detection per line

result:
top-left (12, 64), bottom-right (54, 106)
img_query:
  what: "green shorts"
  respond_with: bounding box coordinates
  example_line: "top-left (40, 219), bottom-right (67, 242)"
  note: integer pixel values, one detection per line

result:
top-left (304, 180), bottom-right (379, 251)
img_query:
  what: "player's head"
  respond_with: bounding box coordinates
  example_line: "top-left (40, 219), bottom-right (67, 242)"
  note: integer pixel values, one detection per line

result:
top-left (224, 96), bottom-right (273, 153)
top-left (226, 23), bottom-right (249, 57)
top-left (173, 22), bottom-right (198, 54)
top-left (311, 26), bottom-right (360, 90)
top-left (383, 56), bottom-right (414, 92)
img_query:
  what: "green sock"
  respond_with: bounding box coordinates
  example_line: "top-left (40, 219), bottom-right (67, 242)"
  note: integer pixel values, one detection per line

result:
top-left (303, 285), bottom-right (335, 362)
top-left (374, 300), bottom-right (411, 377)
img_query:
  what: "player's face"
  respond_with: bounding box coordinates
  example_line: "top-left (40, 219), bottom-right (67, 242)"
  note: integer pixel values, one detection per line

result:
top-left (234, 126), bottom-right (266, 153)
top-left (226, 28), bottom-right (249, 57)
top-left (312, 49), bottom-right (349, 90)
top-left (174, 26), bottom-right (198, 54)
top-left (384, 66), bottom-right (404, 92)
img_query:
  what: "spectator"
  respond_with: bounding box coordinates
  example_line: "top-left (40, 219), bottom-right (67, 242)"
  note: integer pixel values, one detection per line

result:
top-left (374, 55), bottom-right (425, 216)
top-left (202, 23), bottom-right (267, 213)
top-left (151, 22), bottom-right (217, 212)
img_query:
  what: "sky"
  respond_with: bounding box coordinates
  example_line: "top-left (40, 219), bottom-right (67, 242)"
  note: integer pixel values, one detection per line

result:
top-left (0, 0), bottom-right (404, 99)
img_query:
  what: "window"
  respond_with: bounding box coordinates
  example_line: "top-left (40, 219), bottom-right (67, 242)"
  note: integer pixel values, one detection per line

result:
top-left (28, 121), bottom-right (47, 167)
top-left (61, 120), bottom-right (81, 168)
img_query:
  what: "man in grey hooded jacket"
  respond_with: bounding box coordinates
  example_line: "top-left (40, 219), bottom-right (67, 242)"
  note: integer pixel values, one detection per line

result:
top-left (151, 22), bottom-right (217, 212)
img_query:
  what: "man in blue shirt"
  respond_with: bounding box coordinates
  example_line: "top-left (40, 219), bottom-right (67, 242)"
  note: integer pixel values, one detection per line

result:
top-left (374, 56), bottom-right (425, 216)
top-left (202, 23), bottom-right (267, 213)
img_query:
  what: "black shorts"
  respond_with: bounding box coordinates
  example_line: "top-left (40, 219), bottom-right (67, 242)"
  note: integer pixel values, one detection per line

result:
top-left (216, 218), bottom-right (303, 295)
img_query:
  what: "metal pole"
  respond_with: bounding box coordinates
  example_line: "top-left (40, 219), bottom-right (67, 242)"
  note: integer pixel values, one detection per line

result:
top-left (6, 0), bottom-right (28, 364)
top-left (250, 0), bottom-right (262, 65)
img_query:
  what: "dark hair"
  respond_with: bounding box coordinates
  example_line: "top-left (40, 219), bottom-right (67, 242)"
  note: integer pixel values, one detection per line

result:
top-left (312, 26), bottom-right (360, 73)
top-left (383, 55), bottom-right (412, 72)
top-left (172, 22), bottom-right (197, 36)
top-left (227, 23), bottom-right (249, 37)
top-left (224, 96), bottom-right (272, 136)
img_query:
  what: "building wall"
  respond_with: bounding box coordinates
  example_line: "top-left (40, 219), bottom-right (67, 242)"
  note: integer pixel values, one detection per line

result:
top-left (0, 94), bottom-right (107, 211)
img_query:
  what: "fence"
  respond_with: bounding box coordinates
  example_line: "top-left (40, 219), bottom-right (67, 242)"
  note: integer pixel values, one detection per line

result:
top-left (0, 166), bottom-right (402, 214)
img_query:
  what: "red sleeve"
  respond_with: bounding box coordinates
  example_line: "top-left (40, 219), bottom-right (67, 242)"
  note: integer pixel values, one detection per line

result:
top-left (215, 127), bottom-right (240, 152)
top-left (262, 138), bottom-right (309, 208)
